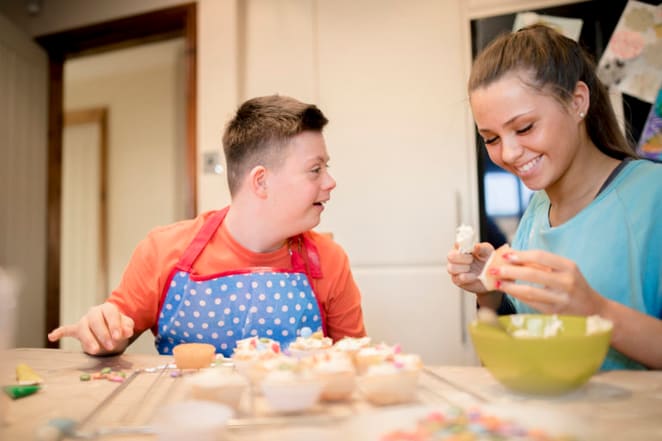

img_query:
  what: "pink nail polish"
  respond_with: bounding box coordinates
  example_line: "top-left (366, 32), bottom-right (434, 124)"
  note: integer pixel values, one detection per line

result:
top-left (488, 268), bottom-right (500, 276)
top-left (495, 280), bottom-right (502, 289)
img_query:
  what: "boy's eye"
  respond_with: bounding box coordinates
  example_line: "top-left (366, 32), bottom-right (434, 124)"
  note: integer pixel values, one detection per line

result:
top-left (310, 163), bottom-right (330, 174)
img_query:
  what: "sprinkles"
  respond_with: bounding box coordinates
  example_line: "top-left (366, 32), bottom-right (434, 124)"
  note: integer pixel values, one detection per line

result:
top-left (380, 407), bottom-right (576, 441)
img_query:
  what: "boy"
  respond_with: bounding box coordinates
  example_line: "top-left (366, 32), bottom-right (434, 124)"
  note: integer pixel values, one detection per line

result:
top-left (49, 95), bottom-right (366, 357)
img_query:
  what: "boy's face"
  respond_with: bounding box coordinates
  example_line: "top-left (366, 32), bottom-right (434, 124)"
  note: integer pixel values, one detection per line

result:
top-left (265, 131), bottom-right (336, 237)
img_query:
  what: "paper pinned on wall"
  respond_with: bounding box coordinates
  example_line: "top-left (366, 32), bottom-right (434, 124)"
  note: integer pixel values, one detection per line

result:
top-left (513, 12), bottom-right (583, 42)
top-left (597, 1), bottom-right (662, 104)
top-left (637, 87), bottom-right (662, 161)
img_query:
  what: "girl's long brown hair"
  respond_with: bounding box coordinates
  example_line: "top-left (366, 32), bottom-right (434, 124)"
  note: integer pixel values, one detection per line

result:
top-left (469, 24), bottom-right (637, 160)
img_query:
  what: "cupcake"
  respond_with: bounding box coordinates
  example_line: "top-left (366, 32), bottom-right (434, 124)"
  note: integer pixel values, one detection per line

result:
top-left (287, 327), bottom-right (333, 359)
top-left (173, 343), bottom-right (216, 370)
top-left (455, 224), bottom-right (475, 254)
top-left (332, 336), bottom-right (371, 366)
top-left (247, 354), bottom-right (300, 388)
top-left (358, 353), bottom-right (422, 406)
top-left (231, 337), bottom-right (281, 379)
top-left (260, 368), bottom-right (322, 414)
top-left (183, 368), bottom-right (249, 411)
top-left (354, 343), bottom-right (400, 374)
top-left (308, 351), bottom-right (356, 401)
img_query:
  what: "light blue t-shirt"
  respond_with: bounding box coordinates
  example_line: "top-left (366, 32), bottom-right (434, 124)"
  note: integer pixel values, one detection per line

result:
top-left (510, 159), bottom-right (662, 370)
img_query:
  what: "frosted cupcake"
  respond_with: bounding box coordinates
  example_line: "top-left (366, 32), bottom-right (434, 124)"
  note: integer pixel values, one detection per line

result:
top-left (231, 337), bottom-right (281, 379)
top-left (358, 353), bottom-right (422, 406)
top-left (308, 351), bottom-right (356, 401)
top-left (287, 327), bottom-right (333, 359)
top-left (354, 343), bottom-right (400, 374)
top-left (248, 354), bottom-right (300, 388)
top-left (332, 336), bottom-right (371, 366)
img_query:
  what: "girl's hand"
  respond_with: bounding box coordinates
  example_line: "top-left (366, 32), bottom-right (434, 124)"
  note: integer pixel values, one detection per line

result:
top-left (493, 249), bottom-right (607, 315)
top-left (446, 242), bottom-right (495, 294)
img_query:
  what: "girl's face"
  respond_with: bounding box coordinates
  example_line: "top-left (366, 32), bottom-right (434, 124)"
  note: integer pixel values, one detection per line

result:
top-left (470, 73), bottom-right (583, 192)
top-left (265, 130), bottom-right (336, 236)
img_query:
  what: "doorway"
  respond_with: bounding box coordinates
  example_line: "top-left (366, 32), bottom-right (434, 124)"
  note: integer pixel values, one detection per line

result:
top-left (36, 4), bottom-right (197, 348)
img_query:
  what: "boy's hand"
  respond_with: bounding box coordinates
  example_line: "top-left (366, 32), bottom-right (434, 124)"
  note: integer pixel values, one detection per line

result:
top-left (446, 242), bottom-right (494, 294)
top-left (48, 303), bottom-right (134, 355)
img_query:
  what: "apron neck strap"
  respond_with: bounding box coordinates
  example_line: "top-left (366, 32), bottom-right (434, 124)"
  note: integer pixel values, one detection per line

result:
top-left (289, 234), bottom-right (323, 279)
top-left (177, 207), bottom-right (229, 271)
top-left (177, 206), bottom-right (323, 280)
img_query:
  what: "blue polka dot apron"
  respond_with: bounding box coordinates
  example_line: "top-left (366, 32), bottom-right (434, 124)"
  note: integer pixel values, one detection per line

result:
top-left (155, 208), bottom-right (326, 357)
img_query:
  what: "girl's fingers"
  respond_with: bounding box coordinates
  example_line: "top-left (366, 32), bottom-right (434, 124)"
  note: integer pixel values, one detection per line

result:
top-left (500, 281), bottom-right (569, 307)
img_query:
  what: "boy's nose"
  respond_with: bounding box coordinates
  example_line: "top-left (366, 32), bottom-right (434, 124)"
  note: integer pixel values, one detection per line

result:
top-left (324, 171), bottom-right (337, 191)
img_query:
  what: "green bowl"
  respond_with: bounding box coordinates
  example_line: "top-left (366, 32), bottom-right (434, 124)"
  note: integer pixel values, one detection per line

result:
top-left (468, 314), bottom-right (612, 395)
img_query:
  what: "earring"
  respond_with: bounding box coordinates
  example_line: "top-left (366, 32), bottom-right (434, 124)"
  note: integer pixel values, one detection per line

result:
top-left (579, 111), bottom-right (585, 118)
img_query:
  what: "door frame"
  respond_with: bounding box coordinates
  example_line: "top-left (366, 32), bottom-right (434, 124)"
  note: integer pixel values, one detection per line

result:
top-left (35, 3), bottom-right (197, 347)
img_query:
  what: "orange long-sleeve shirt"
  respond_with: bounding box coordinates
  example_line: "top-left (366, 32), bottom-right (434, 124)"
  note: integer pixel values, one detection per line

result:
top-left (107, 210), bottom-right (366, 343)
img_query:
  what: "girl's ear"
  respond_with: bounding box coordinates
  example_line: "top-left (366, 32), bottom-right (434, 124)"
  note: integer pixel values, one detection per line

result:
top-left (249, 165), bottom-right (268, 198)
top-left (572, 80), bottom-right (590, 120)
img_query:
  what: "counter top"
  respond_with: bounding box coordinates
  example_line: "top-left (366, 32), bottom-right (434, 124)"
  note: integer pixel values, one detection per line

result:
top-left (2, 348), bottom-right (661, 440)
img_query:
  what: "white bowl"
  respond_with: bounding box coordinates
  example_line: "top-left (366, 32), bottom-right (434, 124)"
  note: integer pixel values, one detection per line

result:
top-left (358, 370), bottom-right (419, 406)
top-left (151, 400), bottom-right (233, 441)
top-left (261, 373), bottom-right (322, 413)
top-left (184, 369), bottom-right (248, 410)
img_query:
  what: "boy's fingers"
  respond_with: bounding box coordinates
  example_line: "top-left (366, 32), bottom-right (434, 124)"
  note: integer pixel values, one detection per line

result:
top-left (87, 307), bottom-right (114, 350)
top-left (120, 314), bottom-right (135, 339)
top-left (47, 324), bottom-right (77, 342)
top-left (101, 304), bottom-right (124, 340)
top-left (76, 319), bottom-right (102, 354)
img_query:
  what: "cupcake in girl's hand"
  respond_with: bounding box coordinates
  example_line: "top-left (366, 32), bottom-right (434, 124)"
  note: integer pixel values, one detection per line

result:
top-left (455, 224), bottom-right (476, 254)
top-left (358, 353), bottom-right (422, 406)
top-left (287, 327), bottom-right (333, 359)
top-left (231, 336), bottom-right (281, 379)
top-left (354, 343), bottom-right (401, 374)
top-left (308, 351), bottom-right (356, 401)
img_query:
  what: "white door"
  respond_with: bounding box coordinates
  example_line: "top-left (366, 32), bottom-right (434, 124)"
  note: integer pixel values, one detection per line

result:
top-left (0, 13), bottom-right (48, 348)
top-left (315, 0), bottom-right (477, 365)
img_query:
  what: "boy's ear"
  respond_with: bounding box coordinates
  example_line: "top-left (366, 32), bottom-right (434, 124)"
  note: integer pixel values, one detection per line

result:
top-left (572, 80), bottom-right (590, 119)
top-left (249, 165), bottom-right (268, 198)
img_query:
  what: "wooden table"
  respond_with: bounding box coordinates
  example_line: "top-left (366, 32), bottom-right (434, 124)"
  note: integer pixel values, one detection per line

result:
top-left (1, 348), bottom-right (661, 440)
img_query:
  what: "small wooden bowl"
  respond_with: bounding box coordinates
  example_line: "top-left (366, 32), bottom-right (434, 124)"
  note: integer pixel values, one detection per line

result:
top-left (173, 343), bottom-right (216, 369)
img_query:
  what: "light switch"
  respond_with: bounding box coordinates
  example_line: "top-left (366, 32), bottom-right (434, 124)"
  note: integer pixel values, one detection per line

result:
top-left (203, 152), bottom-right (224, 175)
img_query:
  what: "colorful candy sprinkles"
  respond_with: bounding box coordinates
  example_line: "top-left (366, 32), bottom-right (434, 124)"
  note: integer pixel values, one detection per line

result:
top-left (80, 368), bottom-right (128, 383)
top-left (380, 407), bottom-right (577, 441)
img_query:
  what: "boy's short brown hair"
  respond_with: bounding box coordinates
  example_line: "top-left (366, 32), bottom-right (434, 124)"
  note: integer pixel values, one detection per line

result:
top-left (222, 95), bottom-right (329, 196)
